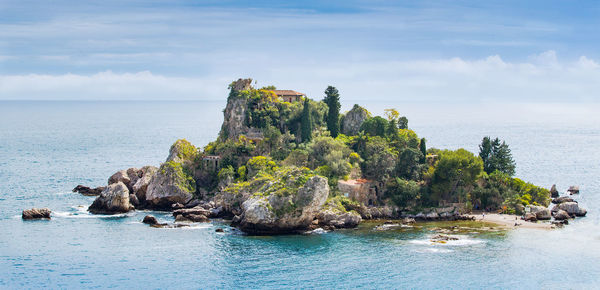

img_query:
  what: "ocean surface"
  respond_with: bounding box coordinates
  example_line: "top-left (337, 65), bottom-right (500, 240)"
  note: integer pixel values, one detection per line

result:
top-left (1, 100), bottom-right (599, 289)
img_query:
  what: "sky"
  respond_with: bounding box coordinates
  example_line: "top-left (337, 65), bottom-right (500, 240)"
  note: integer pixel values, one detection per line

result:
top-left (0, 0), bottom-right (599, 102)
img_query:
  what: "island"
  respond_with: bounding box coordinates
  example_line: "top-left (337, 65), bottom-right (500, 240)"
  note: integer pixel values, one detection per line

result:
top-left (61, 78), bottom-right (586, 233)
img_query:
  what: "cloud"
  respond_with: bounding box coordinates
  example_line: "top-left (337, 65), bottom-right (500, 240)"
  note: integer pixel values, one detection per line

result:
top-left (0, 71), bottom-right (229, 100)
top-left (2, 52), bottom-right (599, 102)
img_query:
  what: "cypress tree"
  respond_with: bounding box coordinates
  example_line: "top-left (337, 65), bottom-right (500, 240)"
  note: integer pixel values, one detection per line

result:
top-left (419, 138), bottom-right (427, 163)
top-left (323, 86), bottom-right (341, 138)
top-left (301, 99), bottom-right (313, 142)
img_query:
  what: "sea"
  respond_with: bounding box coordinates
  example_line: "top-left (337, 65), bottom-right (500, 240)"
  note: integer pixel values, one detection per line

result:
top-left (0, 100), bottom-right (599, 289)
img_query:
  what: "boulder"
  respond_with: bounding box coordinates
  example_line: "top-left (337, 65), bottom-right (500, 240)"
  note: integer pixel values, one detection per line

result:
top-left (88, 182), bottom-right (134, 214)
top-left (555, 202), bottom-right (580, 216)
top-left (402, 217), bottom-right (416, 224)
top-left (145, 162), bottom-right (196, 210)
top-left (142, 215), bottom-right (159, 225)
top-left (173, 206), bottom-right (212, 218)
top-left (317, 209), bottom-right (362, 229)
top-left (215, 228), bottom-right (225, 233)
top-left (552, 196), bottom-right (575, 204)
top-left (567, 186), bottom-right (580, 195)
top-left (22, 208), bottom-right (51, 220)
top-left (341, 104), bottom-right (369, 136)
top-left (576, 207), bottom-right (587, 217)
top-left (108, 169), bottom-right (132, 187)
top-left (186, 214), bottom-right (209, 222)
top-left (72, 185), bottom-right (105, 196)
top-left (425, 212), bottom-right (439, 219)
top-left (524, 213), bottom-right (537, 222)
top-left (527, 205), bottom-right (551, 220)
top-left (237, 176), bottom-right (329, 234)
top-left (550, 184), bottom-right (559, 198)
top-left (553, 209), bottom-right (570, 220)
top-left (132, 166), bottom-right (158, 203)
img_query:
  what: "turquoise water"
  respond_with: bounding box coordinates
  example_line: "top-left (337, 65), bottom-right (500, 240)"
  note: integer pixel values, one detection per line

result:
top-left (1, 101), bottom-right (599, 288)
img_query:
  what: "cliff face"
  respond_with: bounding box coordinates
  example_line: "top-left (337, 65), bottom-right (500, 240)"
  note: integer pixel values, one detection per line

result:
top-left (341, 104), bottom-right (369, 135)
top-left (219, 97), bottom-right (249, 141)
top-left (218, 78), bottom-right (253, 141)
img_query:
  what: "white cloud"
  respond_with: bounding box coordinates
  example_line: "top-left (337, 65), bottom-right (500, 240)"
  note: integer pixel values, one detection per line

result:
top-left (1, 53), bottom-right (599, 102)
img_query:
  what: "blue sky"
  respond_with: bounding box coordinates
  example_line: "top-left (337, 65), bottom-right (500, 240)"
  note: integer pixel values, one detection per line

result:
top-left (1, 0), bottom-right (599, 101)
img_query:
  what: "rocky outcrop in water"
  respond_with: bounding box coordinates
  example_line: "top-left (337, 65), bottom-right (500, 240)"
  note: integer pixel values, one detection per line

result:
top-left (22, 208), bottom-right (51, 220)
top-left (526, 205), bottom-right (551, 220)
top-left (550, 184), bottom-right (559, 198)
top-left (88, 182), bottom-right (134, 214)
top-left (72, 185), bottom-right (105, 196)
top-left (234, 175), bottom-right (329, 234)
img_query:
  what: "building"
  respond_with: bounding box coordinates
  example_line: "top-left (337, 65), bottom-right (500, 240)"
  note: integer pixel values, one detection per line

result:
top-left (338, 179), bottom-right (383, 206)
top-left (272, 90), bottom-right (305, 103)
top-left (202, 155), bottom-right (221, 171)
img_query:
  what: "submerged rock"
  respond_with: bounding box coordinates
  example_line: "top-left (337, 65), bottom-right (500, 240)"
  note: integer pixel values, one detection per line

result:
top-left (72, 185), bottom-right (105, 196)
top-left (88, 182), bottom-right (134, 214)
top-left (142, 215), bottom-right (159, 225)
top-left (22, 208), bottom-right (51, 220)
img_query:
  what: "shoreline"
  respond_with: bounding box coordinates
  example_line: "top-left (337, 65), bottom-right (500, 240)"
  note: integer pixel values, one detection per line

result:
top-left (466, 213), bottom-right (553, 230)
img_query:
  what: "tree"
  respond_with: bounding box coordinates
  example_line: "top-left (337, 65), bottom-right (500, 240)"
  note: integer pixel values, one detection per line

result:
top-left (360, 116), bottom-right (388, 137)
top-left (301, 99), bottom-right (313, 142)
top-left (419, 138), bottom-right (427, 163)
top-left (430, 149), bottom-right (483, 203)
top-left (323, 86), bottom-right (341, 138)
top-left (386, 178), bottom-right (421, 208)
top-left (396, 147), bottom-right (424, 180)
top-left (398, 116), bottom-right (408, 129)
top-left (384, 108), bottom-right (400, 122)
top-left (360, 136), bottom-right (397, 180)
top-left (478, 137), bottom-right (516, 176)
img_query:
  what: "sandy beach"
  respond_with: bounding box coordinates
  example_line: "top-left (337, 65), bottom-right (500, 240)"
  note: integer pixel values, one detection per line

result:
top-left (468, 213), bottom-right (554, 229)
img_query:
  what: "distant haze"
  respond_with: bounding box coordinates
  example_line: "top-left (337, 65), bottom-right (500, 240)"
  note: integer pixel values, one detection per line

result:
top-left (1, 0), bottom-right (599, 102)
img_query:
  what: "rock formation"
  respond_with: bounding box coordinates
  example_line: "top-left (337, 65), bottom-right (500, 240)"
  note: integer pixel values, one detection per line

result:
top-left (341, 104), bottom-right (369, 136)
top-left (22, 208), bottom-right (51, 220)
top-left (72, 185), bottom-right (105, 196)
top-left (550, 184), bottom-right (559, 198)
top-left (233, 175), bottom-right (330, 234)
top-left (88, 182), bottom-right (134, 214)
top-left (218, 78), bottom-right (253, 141)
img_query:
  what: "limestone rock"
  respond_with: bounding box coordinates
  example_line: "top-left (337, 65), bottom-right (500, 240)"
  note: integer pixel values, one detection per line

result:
top-left (145, 162), bottom-right (196, 210)
top-left (72, 185), bottom-right (105, 196)
top-left (219, 97), bottom-right (249, 141)
top-left (317, 209), bottom-right (362, 229)
top-left (550, 184), bottom-right (559, 198)
top-left (132, 166), bottom-right (158, 203)
top-left (554, 202), bottom-right (580, 216)
top-left (108, 169), bottom-right (132, 187)
top-left (165, 139), bottom-right (198, 165)
top-left (88, 182), bottom-right (134, 214)
top-left (552, 196), bottom-right (575, 204)
top-left (237, 176), bottom-right (329, 234)
top-left (22, 208), bottom-right (51, 220)
top-left (341, 104), bottom-right (369, 136)
top-left (527, 205), bottom-right (551, 220)
top-left (524, 213), bottom-right (537, 222)
top-left (567, 186), bottom-right (580, 194)
top-left (553, 209), bottom-right (570, 220)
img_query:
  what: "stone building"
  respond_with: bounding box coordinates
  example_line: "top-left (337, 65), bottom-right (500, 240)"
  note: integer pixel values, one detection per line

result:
top-left (202, 155), bottom-right (221, 171)
top-left (338, 179), bottom-right (383, 206)
top-left (272, 90), bottom-right (305, 103)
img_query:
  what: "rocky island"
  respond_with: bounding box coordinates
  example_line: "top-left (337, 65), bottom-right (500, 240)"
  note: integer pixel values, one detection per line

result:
top-left (63, 78), bottom-right (586, 233)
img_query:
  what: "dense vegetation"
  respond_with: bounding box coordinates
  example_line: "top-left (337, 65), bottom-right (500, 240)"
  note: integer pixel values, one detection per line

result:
top-left (192, 79), bottom-right (550, 214)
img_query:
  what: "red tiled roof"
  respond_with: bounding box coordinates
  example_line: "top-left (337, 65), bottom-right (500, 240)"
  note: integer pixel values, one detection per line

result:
top-left (272, 90), bottom-right (305, 96)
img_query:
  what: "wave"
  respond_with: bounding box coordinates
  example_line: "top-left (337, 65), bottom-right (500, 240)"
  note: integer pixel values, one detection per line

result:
top-left (409, 235), bottom-right (485, 247)
top-left (414, 248), bottom-right (454, 253)
top-left (52, 206), bottom-right (135, 219)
